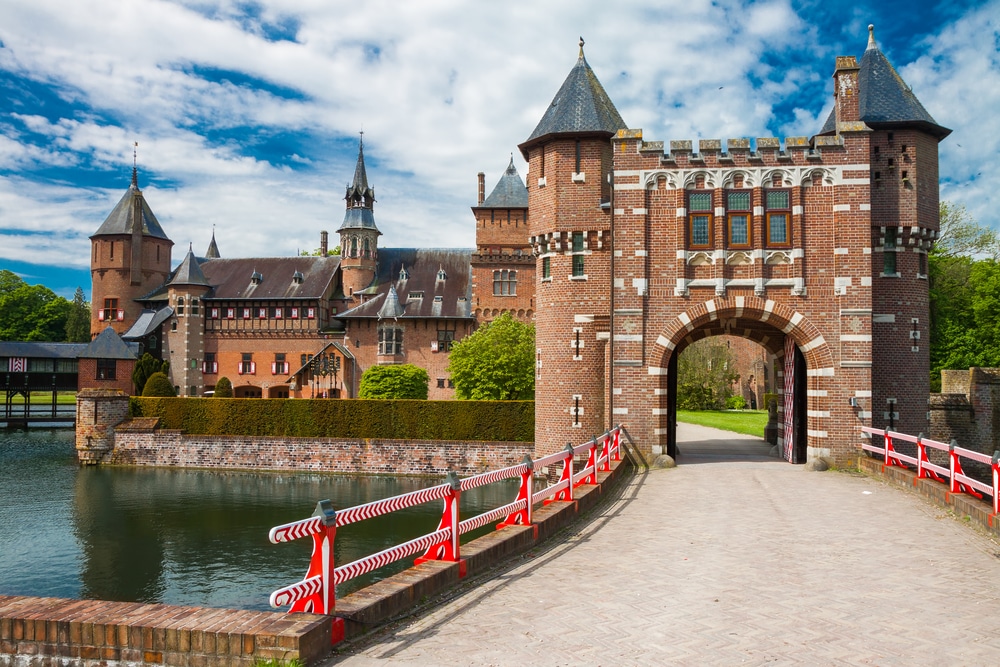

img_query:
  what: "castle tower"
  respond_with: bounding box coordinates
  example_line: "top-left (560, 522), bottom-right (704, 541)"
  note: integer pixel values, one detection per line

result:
top-left (164, 245), bottom-right (212, 397)
top-left (338, 136), bottom-right (381, 298)
top-left (90, 167), bottom-right (173, 337)
top-left (821, 25), bottom-right (951, 439)
top-left (205, 227), bottom-right (221, 259)
top-left (518, 40), bottom-right (627, 456)
top-left (471, 157), bottom-right (534, 323)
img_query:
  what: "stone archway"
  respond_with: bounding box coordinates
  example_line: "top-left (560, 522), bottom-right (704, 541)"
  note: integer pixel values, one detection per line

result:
top-left (648, 296), bottom-right (836, 463)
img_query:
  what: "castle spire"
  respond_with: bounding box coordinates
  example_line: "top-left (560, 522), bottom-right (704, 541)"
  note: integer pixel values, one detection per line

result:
top-left (131, 142), bottom-right (139, 189)
top-left (867, 24), bottom-right (876, 51)
top-left (579, 36), bottom-right (585, 59)
top-left (205, 225), bottom-right (221, 259)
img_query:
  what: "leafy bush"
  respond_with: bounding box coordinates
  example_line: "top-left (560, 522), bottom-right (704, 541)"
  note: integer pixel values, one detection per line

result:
top-left (133, 353), bottom-right (169, 394)
top-left (448, 313), bottom-right (535, 400)
top-left (141, 372), bottom-right (176, 397)
top-left (359, 364), bottom-right (429, 399)
top-left (725, 395), bottom-right (747, 410)
top-left (213, 376), bottom-right (233, 398)
top-left (130, 397), bottom-right (534, 441)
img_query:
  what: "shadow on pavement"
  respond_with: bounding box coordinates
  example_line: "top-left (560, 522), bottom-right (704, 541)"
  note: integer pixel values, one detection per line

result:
top-left (676, 431), bottom-right (781, 465)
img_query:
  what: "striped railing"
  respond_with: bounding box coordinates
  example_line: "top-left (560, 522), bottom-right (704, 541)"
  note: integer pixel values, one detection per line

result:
top-left (860, 427), bottom-right (1000, 514)
top-left (268, 425), bottom-right (624, 623)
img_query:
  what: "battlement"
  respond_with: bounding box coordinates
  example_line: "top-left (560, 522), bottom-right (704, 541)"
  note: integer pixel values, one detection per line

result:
top-left (618, 131), bottom-right (844, 164)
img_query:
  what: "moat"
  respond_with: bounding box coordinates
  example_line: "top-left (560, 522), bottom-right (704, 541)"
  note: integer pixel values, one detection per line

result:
top-left (0, 428), bottom-right (516, 611)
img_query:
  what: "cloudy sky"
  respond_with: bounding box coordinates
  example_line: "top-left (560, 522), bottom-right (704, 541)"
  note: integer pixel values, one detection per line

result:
top-left (1, 0), bottom-right (996, 298)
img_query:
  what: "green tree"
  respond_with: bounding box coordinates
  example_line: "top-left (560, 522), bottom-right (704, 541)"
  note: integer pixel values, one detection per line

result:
top-left (928, 202), bottom-right (1000, 390)
top-left (676, 338), bottom-right (739, 410)
top-left (0, 269), bottom-right (72, 341)
top-left (64, 287), bottom-right (91, 342)
top-left (141, 372), bottom-right (176, 397)
top-left (214, 376), bottom-right (233, 397)
top-left (300, 245), bottom-right (341, 256)
top-left (447, 313), bottom-right (535, 400)
top-left (132, 353), bottom-right (170, 394)
top-left (358, 364), bottom-right (429, 399)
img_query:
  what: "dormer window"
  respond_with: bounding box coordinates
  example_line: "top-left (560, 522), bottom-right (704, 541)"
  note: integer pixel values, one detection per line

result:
top-left (251, 271), bottom-right (263, 285)
top-left (407, 291), bottom-right (424, 301)
top-left (437, 268), bottom-right (447, 281)
top-left (292, 271), bottom-right (304, 285)
top-left (399, 266), bottom-right (409, 281)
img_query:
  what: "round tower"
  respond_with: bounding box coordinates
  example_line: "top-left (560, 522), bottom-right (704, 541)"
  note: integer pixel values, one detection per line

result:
top-left (338, 136), bottom-right (381, 298)
top-left (90, 167), bottom-right (173, 338)
top-left (518, 39), bottom-right (627, 456)
top-left (164, 245), bottom-right (212, 397)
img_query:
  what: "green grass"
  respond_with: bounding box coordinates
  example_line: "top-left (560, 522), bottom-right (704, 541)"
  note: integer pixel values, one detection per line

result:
top-left (8, 391), bottom-right (77, 405)
top-left (676, 409), bottom-right (769, 438)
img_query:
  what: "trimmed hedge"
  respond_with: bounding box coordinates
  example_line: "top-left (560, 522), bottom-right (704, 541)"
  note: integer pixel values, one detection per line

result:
top-left (130, 397), bottom-right (534, 442)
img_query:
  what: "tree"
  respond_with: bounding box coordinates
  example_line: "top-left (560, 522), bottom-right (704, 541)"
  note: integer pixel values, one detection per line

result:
top-left (300, 245), bottom-right (341, 256)
top-left (676, 338), bottom-right (739, 410)
top-left (132, 353), bottom-right (170, 394)
top-left (64, 287), bottom-right (91, 342)
top-left (141, 372), bottom-right (176, 397)
top-left (358, 364), bottom-right (429, 399)
top-left (214, 376), bottom-right (233, 398)
top-left (0, 269), bottom-right (72, 341)
top-left (447, 313), bottom-right (535, 400)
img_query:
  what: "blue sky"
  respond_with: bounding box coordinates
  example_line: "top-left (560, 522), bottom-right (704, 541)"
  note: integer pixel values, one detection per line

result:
top-left (1, 0), bottom-right (997, 299)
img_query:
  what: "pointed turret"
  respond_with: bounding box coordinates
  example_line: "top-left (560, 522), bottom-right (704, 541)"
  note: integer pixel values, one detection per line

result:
top-left (820, 25), bottom-right (950, 139)
top-left (519, 38), bottom-right (626, 157)
top-left (170, 244), bottom-right (210, 287)
top-left (338, 135), bottom-right (382, 299)
top-left (205, 228), bottom-right (221, 259)
top-left (480, 157), bottom-right (528, 208)
top-left (377, 285), bottom-right (405, 320)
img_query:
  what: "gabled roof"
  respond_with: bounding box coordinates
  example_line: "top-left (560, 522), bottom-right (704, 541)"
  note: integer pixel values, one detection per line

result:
top-left (819, 26), bottom-right (950, 139)
top-left (335, 248), bottom-right (473, 321)
top-left (479, 158), bottom-right (528, 208)
top-left (199, 256), bottom-right (341, 300)
top-left (82, 327), bottom-right (139, 360)
top-left (122, 307), bottom-right (174, 340)
top-left (169, 245), bottom-right (210, 287)
top-left (519, 40), bottom-right (626, 156)
top-left (91, 171), bottom-right (171, 240)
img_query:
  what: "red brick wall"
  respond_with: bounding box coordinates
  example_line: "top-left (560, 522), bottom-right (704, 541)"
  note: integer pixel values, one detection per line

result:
top-left (90, 235), bottom-right (173, 338)
top-left (77, 358), bottom-right (136, 394)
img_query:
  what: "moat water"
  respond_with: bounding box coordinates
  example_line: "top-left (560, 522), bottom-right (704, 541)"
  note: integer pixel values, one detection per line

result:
top-left (0, 428), bottom-right (518, 611)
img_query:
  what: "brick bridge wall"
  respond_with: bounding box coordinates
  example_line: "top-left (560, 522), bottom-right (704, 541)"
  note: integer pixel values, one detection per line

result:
top-left (930, 367), bottom-right (1000, 456)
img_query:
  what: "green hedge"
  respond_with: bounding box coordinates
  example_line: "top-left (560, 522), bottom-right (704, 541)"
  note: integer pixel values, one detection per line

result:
top-left (130, 397), bottom-right (534, 442)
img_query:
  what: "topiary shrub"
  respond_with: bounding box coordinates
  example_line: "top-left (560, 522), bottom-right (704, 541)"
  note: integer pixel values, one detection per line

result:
top-left (359, 364), bottom-right (429, 399)
top-left (725, 395), bottom-right (747, 410)
top-left (142, 372), bottom-right (176, 397)
top-left (214, 376), bottom-right (233, 398)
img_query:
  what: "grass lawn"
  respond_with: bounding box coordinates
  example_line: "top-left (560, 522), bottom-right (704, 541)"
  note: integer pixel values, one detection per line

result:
top-left (676, 409), bottom-right (769, 438)
top-left (7, 391), bottom-right (77, 404)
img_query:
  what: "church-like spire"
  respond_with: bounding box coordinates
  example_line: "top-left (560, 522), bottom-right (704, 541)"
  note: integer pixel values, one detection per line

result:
top-left (131, 141), bottom-right (139, 189)
top-left (205, 226), bottom-right (221, 259)
top-left (170, 244), bottom-right (209, 287)
top-left (338, 134), bottom-right (381, 234)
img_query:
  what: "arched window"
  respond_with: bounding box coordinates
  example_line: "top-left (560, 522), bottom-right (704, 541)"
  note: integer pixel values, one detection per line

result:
top-left (351, 236), bottom-right (358, 258)
top-left (191, 298), bottom-right (200, 316)
top-left (363, 237), bottom-right (371, 258)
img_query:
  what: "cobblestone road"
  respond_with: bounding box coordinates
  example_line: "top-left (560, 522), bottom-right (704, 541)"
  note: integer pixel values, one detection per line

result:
top-left (329, 425), bottom-right (1000, 665)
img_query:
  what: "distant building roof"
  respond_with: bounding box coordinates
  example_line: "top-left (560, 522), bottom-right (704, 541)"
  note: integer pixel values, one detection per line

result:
top-left (0, 341), bottom-right (89, 360)
top-left (199, 256), bottom-right (341, 300)
top-left (91, 171), bottom-right (171, 240)
top-left (336, 248), bottom-right (473, 321)
top-left (520, 39), bottom-right (626, 156)
top-left (479, 158), bottom-right (528, 208)
top-left (819, 26), bottom-right (950, 139)
top-left (82, 327), bottom-right (139, 360)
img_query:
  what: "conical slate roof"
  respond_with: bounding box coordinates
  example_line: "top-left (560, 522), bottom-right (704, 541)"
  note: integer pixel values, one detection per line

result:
top-left (92, 170), bottom-right (170, 240)
top-left (377, 285), bottom-right (405, 319)
top-left (820, 26), bottom-right (950, 139)
top-left (339, 137), bottom-right (381, 234)
top-left (205, 229), bottom-right (221, 259)
top-left (520, 40), bottom-right (626, 155)
top-left (480, 158), bottom-right (528, 208)
top-left (169, 245), bottom-right (210, 287)
top-left (82, 326), bottom-right (138, 360)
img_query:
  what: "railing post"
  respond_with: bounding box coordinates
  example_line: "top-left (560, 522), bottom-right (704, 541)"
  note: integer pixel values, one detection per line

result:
top-left (916, 432), bottom-right (925, 479)
top-left (499, 455), bottom-right (534, 529)
top-left (884, 431), bottom-right (893, 467)
top-left (288, 500), bottom-right (336, 615)
top-left (599, 432), bottom-right (612, 472)
top-left (415, 471), bottom-right (463, 571)
top-left (992, 451), bottom-right (1000, 516)
top-left (579, 438), bottom-right (598, 486)
top-left (612, 426), bottom-right (622, 462)
top-left (949, 440), bottom-right (959, 494)
top-left (550, 443), bottom-right (575, 502)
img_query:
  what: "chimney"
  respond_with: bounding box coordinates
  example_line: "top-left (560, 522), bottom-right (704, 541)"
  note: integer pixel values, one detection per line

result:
top-left (477, 172), bottom-right (485, 206)
top-left (320, 230), bottom-right (328, 256)
top-left (833, 55), bottom-right (860, 130)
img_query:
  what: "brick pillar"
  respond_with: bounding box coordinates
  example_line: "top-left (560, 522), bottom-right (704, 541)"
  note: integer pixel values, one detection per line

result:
top-left (75, 388), bottom-right (130, 465)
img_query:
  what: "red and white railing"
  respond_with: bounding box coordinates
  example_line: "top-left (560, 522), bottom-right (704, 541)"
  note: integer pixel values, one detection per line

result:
top-left (860, 427), bottom-right (1000, 514)
top-left (267, 425), bottom-right (624, 627)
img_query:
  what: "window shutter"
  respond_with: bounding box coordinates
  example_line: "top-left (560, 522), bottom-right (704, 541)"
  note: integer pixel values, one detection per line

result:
top-left (98, 311), bottom-right (105, 321)
top-left (271, 362), bottom-right (277, 374)
top-left (116, 310), bottom-right (124, 321)
top-left (237, 364), bottom-right (244, 375)
top-left (250, 362), bottom-right (256, 374)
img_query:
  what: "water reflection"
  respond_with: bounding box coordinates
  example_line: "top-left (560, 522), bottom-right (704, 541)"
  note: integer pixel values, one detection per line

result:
top-left (2, 429), bottom-right (522, 611)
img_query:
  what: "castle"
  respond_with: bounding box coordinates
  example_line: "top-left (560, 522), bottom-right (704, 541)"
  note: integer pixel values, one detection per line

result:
top-left (89, 27), bottom-right (947, 464)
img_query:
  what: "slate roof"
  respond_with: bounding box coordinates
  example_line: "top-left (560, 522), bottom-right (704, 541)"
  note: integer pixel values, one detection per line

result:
top-left (198, 256), bottom-right (341, 300)
top-left (335, 248), bottom-right (473, 321)
top-left (169, 246), bottom-right (210, 287)
top-left (92, 172), bottom-right (171, 240)
top-left (122, 307), bottom-right (174, 340)
top-left (338, 139), bottom-right (381, 233)
top-left (205, 230), bottom-right (221, 259)
top-left (479, 158), bottom-right (528, 208)
top-left (82, 327), bottom-right (139, 359)
top-left (520, 41), bottom-right (626, 155)
top-left (819, 26), bottom-right (950, 139)
top-left (0, 341), bottom-right (89, 360)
